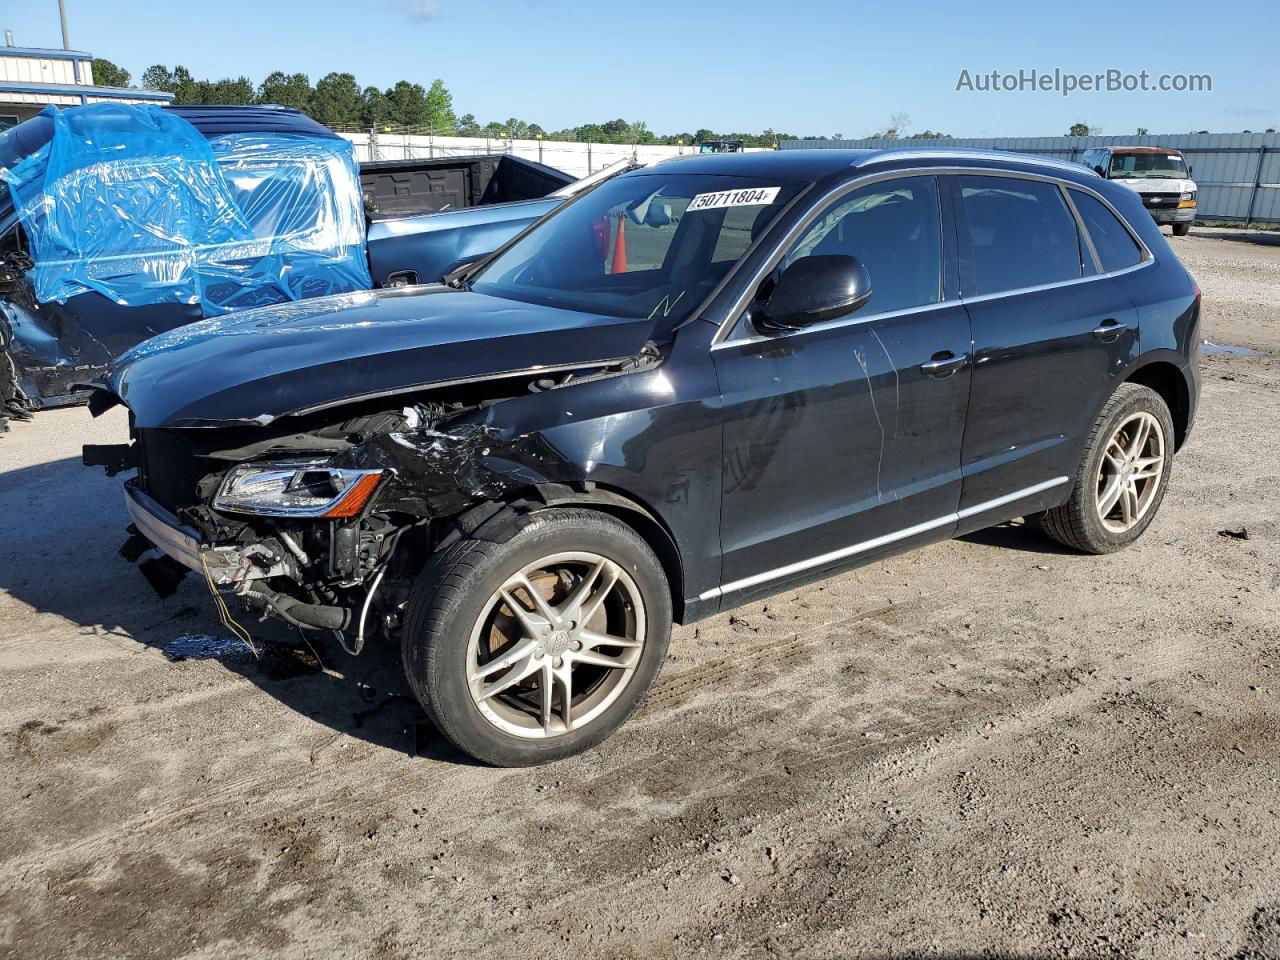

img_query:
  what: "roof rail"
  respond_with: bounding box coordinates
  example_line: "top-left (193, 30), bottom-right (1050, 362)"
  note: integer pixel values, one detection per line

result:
top-left (856, 148), bottom-right (1099, 177)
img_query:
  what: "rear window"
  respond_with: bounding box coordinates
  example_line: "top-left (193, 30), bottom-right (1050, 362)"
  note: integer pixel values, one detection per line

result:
top-left (957, 175), bottom-right (1083, 296)
top-left (1070, 190), bottom-right (1144, 273)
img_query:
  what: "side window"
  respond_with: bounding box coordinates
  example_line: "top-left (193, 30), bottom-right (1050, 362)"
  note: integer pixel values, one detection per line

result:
top-left (957, 175), bottom-right (1084, 296)
top-left (711, 205), bottom-right (763, 263)
top-left (779, 175), bottom-right (942, 315)
top-left (1070, 190), bottom-right (1144, 273)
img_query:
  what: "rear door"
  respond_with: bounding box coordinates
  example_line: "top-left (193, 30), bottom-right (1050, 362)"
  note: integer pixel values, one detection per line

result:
top-left (950, 173), bottom-right (1141, 524)
top-left (712, 174), bottom-right (973, 603)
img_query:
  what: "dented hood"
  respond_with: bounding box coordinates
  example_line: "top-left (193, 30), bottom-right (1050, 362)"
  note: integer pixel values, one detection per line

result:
top-left (105, 286), bottom-right (657, 427)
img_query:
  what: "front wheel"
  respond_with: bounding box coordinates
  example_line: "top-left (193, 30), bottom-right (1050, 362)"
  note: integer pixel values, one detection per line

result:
top-left (1040, 383), bottom-right (1175, 553)
top-left (1172, 223), bottom-right (1191, 237)
top-left (402, 508), bottom-right (672, 766)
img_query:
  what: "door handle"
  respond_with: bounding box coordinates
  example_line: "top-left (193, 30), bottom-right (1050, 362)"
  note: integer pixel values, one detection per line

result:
top-left (1092, 318), bottom-right (1130, 340)
top-left (920, 352), bottom-right (968, 378)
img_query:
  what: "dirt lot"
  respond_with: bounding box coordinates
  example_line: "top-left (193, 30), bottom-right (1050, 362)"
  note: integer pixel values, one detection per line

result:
top-left (1, 227), bottom-right (1278, 960)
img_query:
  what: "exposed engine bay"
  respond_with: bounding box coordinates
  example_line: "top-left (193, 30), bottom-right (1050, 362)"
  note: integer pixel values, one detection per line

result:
top-left (87, 347), bottom-right (662, 653)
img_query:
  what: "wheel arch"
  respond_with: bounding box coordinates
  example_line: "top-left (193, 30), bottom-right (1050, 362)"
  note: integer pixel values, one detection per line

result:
top-left (528, 482), bottom-right (689, 623)
top-left (1123, 357), bottom-right (1192, 450)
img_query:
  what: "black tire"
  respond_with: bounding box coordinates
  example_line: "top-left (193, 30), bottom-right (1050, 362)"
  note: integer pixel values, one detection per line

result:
top-left (1040, 382), bottom-right (1175, 554)
top-left (1172, 223), bottom-right (1191, 237)
top-left (402, 508), bottom-right (672, 766)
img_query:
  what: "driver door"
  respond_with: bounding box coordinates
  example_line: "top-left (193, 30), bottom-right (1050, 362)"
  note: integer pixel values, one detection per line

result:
top-left (711, 174), bottom-right (973, 605)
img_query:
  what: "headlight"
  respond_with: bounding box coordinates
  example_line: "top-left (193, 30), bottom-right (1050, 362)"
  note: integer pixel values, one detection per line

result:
top-left (213, 463), bottom-right (384, 518)
top-left (1180, 191), bottom-right (1195, 201)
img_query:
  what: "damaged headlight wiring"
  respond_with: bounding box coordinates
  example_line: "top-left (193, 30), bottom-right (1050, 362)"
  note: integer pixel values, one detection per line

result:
top-left (213, 463), bottom-right (385, 518)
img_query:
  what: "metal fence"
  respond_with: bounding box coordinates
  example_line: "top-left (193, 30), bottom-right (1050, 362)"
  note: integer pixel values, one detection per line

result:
top-left (783, 132), bottom-right (1280, 225)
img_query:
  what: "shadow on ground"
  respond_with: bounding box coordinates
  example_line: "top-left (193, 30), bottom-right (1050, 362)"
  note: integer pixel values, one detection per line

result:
top-left (957, 518), bottom-right (1077, 556)
top-left (1198, 228), bottom-right (1280, 247)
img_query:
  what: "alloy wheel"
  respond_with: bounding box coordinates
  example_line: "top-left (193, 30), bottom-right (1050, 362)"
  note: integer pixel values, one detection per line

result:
top-left (466, 552), bottom-right (646, 739)
top-left (1095, 411), bottom-right (1166, 534)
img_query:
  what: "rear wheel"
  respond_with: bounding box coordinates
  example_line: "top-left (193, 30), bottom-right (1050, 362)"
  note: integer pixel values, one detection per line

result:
top-left (402, 508), bottom-right (671, 766)
top-left (1040, 383), bottom-right (1174, 553)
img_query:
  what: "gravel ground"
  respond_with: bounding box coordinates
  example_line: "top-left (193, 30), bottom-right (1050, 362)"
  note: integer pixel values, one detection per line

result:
top-left (1, 227), bottom-right (1278, 960)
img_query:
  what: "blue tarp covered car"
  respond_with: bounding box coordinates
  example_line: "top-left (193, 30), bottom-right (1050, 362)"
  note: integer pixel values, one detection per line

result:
top-left (0, 103), bottom-right (589, 415)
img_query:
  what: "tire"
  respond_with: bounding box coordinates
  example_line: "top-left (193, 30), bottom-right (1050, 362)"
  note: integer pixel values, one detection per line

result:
top-left (1172, 223), bottom-right (1191, 237)
top-left (402, 508), bottom-right (672, 766)
top-left (1040, 382), bottom-right (1175, 554)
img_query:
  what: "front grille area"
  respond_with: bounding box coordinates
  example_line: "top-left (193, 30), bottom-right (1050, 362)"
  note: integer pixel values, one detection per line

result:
top-left (135, 429), bottom-right (215, 513)
top-left (1141, 192), bottom-right (1182, 208)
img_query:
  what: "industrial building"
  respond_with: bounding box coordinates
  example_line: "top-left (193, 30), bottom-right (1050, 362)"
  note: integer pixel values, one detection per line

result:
top-left (0, 36), bottom-right (171, 131)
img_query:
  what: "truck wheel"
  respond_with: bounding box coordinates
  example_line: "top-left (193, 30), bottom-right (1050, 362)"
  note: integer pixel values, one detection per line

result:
top-left (402, 508), bottom-right (672, 766)
top-left (1172, 223), bottom-right (1191, 237)
top-left (1040, 383), bottom-right (1174, 554)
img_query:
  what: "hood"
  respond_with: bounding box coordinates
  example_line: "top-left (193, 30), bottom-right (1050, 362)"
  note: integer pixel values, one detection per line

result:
top-left (106, 286), bottom-right (657, 427)
top-left (1114, 177), bottom-right (1195, 194)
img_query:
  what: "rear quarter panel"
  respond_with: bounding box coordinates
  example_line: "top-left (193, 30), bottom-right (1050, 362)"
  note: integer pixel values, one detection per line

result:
top-left (1102, 181), bottom-right (1201, 436)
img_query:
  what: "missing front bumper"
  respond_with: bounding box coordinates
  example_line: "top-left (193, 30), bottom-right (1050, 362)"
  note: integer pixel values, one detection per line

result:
top-left (122, 482), bottom-right (289, 587)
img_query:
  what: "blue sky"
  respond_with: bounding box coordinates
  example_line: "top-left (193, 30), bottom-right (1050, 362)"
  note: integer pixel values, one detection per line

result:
top-left (8, 0), bottom-right (1278, 137)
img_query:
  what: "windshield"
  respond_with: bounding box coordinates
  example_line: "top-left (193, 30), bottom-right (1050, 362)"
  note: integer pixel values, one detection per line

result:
top-left (1108, 152), bottom-right (1189, 179)
top-left (470, 172), bottom-right (805, 328)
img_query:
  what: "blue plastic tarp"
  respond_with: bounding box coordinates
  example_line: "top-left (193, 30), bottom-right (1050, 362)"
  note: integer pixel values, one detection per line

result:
top-left (206, 132), bottom-right (371, 311)
top-left (0, 103), bottom-right (370, 316)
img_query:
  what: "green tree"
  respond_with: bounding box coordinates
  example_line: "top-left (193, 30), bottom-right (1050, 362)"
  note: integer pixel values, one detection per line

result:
top-left (360, 86), bottom-right (394, 128)
top-left (693, 127), bottom-right (716, 143)
top-left (1136, 126), bottom-right (1149, 135)
top-left (386, 81), bottom-right (429, 127)
top-left (257, 71), bottom-right (313, 113)
top-left (146, 66), bottom-right (201, 104)
top-left (310, 72), bottom-right (362, 126)
top-left (456, 113), bottom-right (480, 136)
top-left (1068, 122), bottom-right (1091, 137)
top-left (203, 77), bottom-right (255, 105)
top-left (424, 79), bottom-right (456, 134)
top-left (600, 118), bottom-right (629, 140)
top-left (141, 64), bottom-right (174, 91)
top-left (92, 58), bottom-right (130, 88)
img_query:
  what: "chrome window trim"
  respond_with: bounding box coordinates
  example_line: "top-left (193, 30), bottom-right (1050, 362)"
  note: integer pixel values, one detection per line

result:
top-left (698, 476), bottom-right (1069, 601)
top-left (955, 257), bottom-right (1153, 307)
top-left (710, 297), bottom-right (961, 351)
top-left (1060, 182), bottom-right (1104, 274)
top-left (709, 165), bottom-right (1154, 348)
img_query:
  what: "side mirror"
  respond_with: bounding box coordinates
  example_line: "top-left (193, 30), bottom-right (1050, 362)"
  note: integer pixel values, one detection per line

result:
top-left (1187, 164), bottom-right (1193, 177)
top-left (754, 255), bottom-right (872, 333)
top-left (1093, 165), bottom-right (1106, 177)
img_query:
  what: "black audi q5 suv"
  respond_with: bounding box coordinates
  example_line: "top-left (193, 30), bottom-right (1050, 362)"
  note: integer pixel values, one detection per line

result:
top-left (88, 148), bottom-right (1200, 765)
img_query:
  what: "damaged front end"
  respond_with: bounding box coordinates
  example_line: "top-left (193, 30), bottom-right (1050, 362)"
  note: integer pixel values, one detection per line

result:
top-left (92, 347), bottom-right (659, 651)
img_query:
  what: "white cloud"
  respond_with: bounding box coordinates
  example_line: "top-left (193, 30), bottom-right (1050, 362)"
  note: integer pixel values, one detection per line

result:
top-left (399, 0), bottom-right (440, 22)
top-left (1223, 105), bottom-right (1271, 118)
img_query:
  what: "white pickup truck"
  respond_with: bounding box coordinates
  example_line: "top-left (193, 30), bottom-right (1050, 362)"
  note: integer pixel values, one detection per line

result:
top-left (1080, 146), bottom-right (1197, 236)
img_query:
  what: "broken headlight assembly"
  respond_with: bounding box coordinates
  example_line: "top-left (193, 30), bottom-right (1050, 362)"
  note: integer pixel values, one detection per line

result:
top-left (213, 463), bottom-right (384, 518)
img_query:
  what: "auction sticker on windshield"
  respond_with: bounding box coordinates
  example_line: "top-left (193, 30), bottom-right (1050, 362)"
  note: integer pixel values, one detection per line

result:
top-left (687, 186), bottom-right (781, 212)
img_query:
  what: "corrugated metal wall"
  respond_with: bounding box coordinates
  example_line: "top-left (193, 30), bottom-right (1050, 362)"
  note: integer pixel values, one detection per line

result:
top-left (782, 132), bottom-right (1280, 224)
